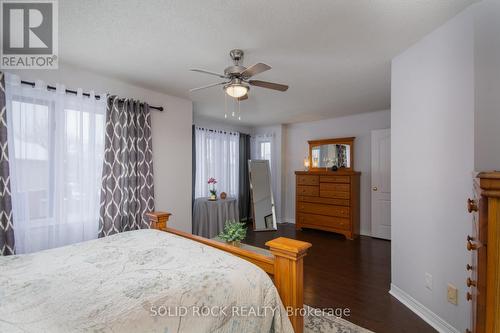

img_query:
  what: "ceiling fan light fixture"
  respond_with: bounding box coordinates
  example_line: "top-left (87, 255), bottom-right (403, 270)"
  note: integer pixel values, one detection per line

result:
top-left (224, 83), bottom-right (249, 98)
top-left (190, 49), bottom-right (288, 97)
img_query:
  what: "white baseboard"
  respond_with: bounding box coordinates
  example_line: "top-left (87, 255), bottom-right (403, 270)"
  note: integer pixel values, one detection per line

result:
top-left (389, 284), bottom-right (459, 333)
top-left (359, 230), bottom-right (372, 237)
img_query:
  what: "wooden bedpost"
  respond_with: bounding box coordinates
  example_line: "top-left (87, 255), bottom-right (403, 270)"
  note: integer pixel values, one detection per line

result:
top-left (265, 237), bottom-right (312, 333)
top-left (146, 211), bottom-right (171, 231)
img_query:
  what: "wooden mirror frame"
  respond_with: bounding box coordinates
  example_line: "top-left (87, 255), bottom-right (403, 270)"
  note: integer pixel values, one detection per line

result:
top-left (308, 137), bottom-right (355, 171)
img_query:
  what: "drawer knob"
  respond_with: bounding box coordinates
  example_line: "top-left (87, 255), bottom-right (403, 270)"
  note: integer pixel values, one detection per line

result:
top-left (467, 278), bottom-right (476, 287)
top-left (372, 186), bottom-right (378, 191)
top-left (467, 241), bottom-right (478, 251)
top-left (467, 198), bottom-right (478, 213)
top-left (466, 292), bottom-right (472, 301)
top-left (466, 264), bottom-right (473, 271)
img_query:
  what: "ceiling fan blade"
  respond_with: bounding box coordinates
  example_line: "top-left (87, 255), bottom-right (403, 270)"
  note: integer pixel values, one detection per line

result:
top-left (237, 94), bottom-right (248, 101)
top-left (249, 80), bottom-right (288, 92)
top-left (240, 63), bottom-right (271, 78)
top-left (189, 81), bottom-right (227, 92)
top-left (190, 69), bottom-right (227, 79)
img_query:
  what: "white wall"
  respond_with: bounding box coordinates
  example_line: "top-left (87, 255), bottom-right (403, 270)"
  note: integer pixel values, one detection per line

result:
top-left (5, 63), bottom-right (193, 232)
top-left (283, 110), bottom-right (390, 236)
top-left (391, 8), bottom-right (474, 332)
top-left (474, 0), bottom-right (500, 171)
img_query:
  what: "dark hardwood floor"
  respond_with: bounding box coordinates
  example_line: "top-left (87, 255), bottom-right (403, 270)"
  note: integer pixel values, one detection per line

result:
top-left (245, 223), bottom-right (436, 333)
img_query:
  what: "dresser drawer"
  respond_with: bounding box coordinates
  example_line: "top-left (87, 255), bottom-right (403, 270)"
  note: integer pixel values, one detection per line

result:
top-left (297, 213), bottom-right (350, 230)
top-left (297, 195), bottom-right (350, 207)
top-left (320, 175), bottom-right (350, 183)
top-left (296, 185), bottom-right (319, 197)
top-left (297, 175), bottom-right (319, 186)
top-left (320, 190), bottom-right (350, 199)
top-left (320, 183), bottom-right (350, 192)
top-left (297, 202), bottom-right (350, 218)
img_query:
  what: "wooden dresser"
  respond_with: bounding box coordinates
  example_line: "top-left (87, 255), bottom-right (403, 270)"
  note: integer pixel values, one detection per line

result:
top-left (295, 170), bottom-right (360, 239)
top-left (466, 172), bottom-right (500, 333)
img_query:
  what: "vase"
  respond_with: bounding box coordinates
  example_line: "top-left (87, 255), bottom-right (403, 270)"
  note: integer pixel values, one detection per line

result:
top-left (228, 240), bottom-right (241, 247)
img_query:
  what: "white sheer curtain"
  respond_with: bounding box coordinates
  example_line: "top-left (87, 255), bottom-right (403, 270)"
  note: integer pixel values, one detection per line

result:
top-left (5, 74), bottom-right (106, 254)
top-left (195, 127), bottom-right (239, 198)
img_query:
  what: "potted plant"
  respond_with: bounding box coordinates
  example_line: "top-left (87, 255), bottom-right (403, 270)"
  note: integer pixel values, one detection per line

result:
top-left (207, 177), bottom-right (217, 200)
top-left (218, 220), bottom-right (247, 247)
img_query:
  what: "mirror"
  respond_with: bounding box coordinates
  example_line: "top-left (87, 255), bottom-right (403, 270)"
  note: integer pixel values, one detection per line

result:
top-left (309, 137), bottom-right (355, 171)
top-left (311, 144), bottom-right (350, 168)
top-left (248, 160), bottom-right (277, 231)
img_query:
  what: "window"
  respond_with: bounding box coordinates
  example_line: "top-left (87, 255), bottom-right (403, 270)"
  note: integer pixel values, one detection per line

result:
top-left (11, 99), bottom-right (53, 221)
top-left (5, 74), bottom-right (106, 253)
top-left (259, 141), bottom-right (271, 162)
top-left (194, 127), bottom-right (239, 198)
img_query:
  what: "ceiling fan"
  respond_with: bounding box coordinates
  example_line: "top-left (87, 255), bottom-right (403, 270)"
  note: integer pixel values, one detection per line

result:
top-left (189, 49), bottom-right (288, 101)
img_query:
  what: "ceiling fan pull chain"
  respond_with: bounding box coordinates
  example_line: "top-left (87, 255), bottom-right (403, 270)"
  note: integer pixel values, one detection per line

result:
top-left (238, 98), bottom-right (241, 121)
top-left (224, 90), bottom-right (228, 119)
top-left (231, 97), bottom-right (235, 117)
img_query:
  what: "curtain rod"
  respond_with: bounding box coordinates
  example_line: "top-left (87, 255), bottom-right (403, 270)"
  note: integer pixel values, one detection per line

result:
top-left (20, 80), bottom-right (164, 112)
top-left (195, 126), bottom-right (239, 136)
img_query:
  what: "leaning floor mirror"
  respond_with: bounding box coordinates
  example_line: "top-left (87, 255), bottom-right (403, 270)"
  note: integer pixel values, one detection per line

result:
top-left (248, 160), bottom-right (277, 231)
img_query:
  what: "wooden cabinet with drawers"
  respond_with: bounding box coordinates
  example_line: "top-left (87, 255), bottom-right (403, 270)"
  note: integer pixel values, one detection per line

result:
top-left (295, 170), bottom-right (360, 239)
top-left (466, 172), bottom-right (500, 333)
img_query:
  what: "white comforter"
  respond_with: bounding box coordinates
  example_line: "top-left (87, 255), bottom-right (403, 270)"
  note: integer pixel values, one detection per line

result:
top-left (0, 229), bottom-right (293, 333)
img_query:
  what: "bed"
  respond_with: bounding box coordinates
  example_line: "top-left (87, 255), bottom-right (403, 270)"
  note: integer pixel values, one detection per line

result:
top-left (0, 212), bottom-right (311, 333)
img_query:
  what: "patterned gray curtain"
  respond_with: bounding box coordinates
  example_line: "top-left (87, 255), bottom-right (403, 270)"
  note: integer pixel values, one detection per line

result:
top-left (0, 72), bottom-right (15, 255)
top-left (98, 96), bottom-right (155, 237)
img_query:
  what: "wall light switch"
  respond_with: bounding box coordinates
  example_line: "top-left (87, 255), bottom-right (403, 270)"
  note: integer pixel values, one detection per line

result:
top-left (425, 273), bottom-right (433, 290)
top-left (447, 284), bottom-right (458, 305)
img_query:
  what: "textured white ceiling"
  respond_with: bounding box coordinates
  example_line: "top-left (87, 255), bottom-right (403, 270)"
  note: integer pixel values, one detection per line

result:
top-left (59, 0), bottom-right (477, 125)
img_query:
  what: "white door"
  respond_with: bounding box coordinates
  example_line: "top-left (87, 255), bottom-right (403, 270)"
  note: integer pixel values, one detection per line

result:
top-left (371, 129), bottom-right (391, 240)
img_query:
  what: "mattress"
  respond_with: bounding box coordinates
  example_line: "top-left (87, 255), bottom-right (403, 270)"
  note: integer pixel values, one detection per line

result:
top-left (0, 229), bottom-right (293, 333)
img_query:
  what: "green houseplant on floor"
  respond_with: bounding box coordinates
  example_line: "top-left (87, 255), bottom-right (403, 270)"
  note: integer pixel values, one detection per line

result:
top-left (219, 220), bottom-right (247, 246)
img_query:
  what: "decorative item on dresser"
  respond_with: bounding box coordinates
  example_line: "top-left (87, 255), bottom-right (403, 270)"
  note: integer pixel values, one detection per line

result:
top-left (295, 137), bottom-right (360, 240)
top-left (466, 171), bottom-right (500, 333)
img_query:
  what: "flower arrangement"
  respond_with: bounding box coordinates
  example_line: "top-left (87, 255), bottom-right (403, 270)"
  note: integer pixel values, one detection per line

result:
top-left (218, 220), bottom-right (247, 246)
top-left (207, 177), bottom-right (217, 200)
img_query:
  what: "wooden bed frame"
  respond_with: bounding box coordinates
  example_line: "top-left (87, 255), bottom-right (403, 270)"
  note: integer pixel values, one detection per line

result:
top-left (146, 212), bottom-right (312, 333)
